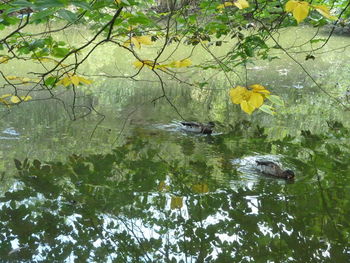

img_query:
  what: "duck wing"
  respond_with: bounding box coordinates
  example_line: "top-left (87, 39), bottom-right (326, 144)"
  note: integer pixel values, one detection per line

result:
top-left (180, 122), bottom-right (201, 128)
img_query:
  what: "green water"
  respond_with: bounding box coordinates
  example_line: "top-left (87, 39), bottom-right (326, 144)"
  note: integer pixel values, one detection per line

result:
top-left (0, 25), bottom-right (350, 262)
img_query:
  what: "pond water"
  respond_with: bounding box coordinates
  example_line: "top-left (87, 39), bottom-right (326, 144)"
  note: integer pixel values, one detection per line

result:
top-left (0, 25), bottom-right (350, 262)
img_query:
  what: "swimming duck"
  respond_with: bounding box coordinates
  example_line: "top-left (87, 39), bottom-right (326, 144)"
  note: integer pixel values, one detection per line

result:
top-left (180, 121), bottom-right (215, 134)
top-left (256, 160), bottom-right (295, 180)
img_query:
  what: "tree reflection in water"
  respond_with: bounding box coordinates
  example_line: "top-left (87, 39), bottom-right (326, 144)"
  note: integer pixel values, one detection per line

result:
top-left (0, 124), bottom-right (349, 262)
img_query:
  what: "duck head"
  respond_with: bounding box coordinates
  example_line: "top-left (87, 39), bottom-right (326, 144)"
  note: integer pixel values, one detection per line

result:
top-left (207, 121), bottom-right (215, 128)
top-left (282, 169), bottom-right (295, 180)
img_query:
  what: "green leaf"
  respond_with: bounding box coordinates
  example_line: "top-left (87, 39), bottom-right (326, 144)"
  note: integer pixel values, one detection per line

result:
top-left (57, 9), bottom-right (78, 23)
top-left (31, 8), bottom-right (57, 21)
top-left (267, 95), bottom-right (285, 106)
top-left (34, 0), bottom-right (66, 9)
top-left (10, 0), bottom-right (34, 8)
top-left (44, 76), bottom-right (58, 87)
top-left (259, 105), bottom-right (276, 115)
top-left (51, 47), bottom-right (70, 58)
top-left (71, 0), bottom-right (92, 10)
top-left (310, 38), bottom-right (326, 44)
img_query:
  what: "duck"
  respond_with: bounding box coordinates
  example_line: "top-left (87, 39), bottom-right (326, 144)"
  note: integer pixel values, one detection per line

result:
top-left (180, 121), bottom-right (215, 134)
top-left (256, 160), bottom-right (295, 180)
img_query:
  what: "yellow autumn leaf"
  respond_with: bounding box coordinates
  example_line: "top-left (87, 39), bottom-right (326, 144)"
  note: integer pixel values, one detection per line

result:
top-left (170, 196), bottom-right (183, 210)
top-left (21, 95), bottom-right (32, 101)
top-left (248, 92), bottom-right (264, 108)
top-left (0, 98), bottom-right (10, 106)
top-left (285, 0), bottom-right (299, 12)
top-left (21, 77), bottom-right (31, 83)
top-left (167, 58), bottom-right (192, 68)
top-left (230, 84), bottom-right (271, 114)
top-left (313, 5), bottom-right (337, 20)
top-left (77, 76), bottom-right (92, 85)
top-left (1, 94), bottom-right (12, 99)
top-left (115, 0), bottom-right (121, 4)
top-left (70, 75), bottom-right (80, 86)
top-left (158, 181), bottom-right (170, 192)
top-left (285, 1), bottom-right (310, 23)
top-left (133, 60), bottom-right (164, 70)
top-left (131, 37), bottom-right (141, 49)
top-left (0, 56), bottom-right (9, 64)
top-left (56, 76), bottom-right (71, 87)
top-left (217, 2), bottom-right (234, 9)
top-left (136, 36), bottom-right (153, 45)
top-left (240, 100), bottom-right (255, 114)
top-left (5, 76), bottom-right (17, 80)
top-left (192, 183), bottom-right (209, 193)
top-left (133, 60), bottom-right (144, 68)
top-left (234, 0), bottom-right (249, 9)
top-left (10, 96), bottom-right (21, 104)
top-left (229, 85), bottom-right (248, 104)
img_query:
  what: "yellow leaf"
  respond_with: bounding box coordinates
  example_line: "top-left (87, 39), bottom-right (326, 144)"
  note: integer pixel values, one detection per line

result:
top-left (21, 77), bottom-right (31, 83)
top-left (133, 60), bottom-right (144, 68)
top-left (240, 100), bottom-right (255, 114)
top-left (136, 36), bottom-right (153, 45)
top-left (123, 39), bottom-right (131, 47)
top-left (285, 1), bottom-right (310, 23)
top-left (285, 0), bottom-right (299, 12)
top-left (248, 92), bottom-right (264, 108)
top-left (57, 76), bottom-right (72, 87)
top-left (249, 84), bottom-right (270, 95)
top-left (0, 94), bottom-right (12, 99)
top-left (115, 0), bottom-right (121, 4)
top-left (77, 76), bottom-right (92, 85)
top-left (170, 196), bottom-right (183, 210)
top-left (178, 58), bottom-right (192, 67)
top-left (192, 183), bottom-right (209, 193)
top-left (0, 56), bottom-right (9, 64)
top-left (10, 96), bottom-right (21, 104)
top-left (313, 5), bottom-right (337, 20)
top-left (158, 181), bottom-right (170, 192)
top-left (234, 0), bottom-right (249, 9)
top-left (5, 76), bottom-right (17, 80)
top-left (293, 2), bottom-right (309, 23)
top-left (217, 2), bottom-right (234, 9)
top-left (70, 75), bottom-right (80, 86)
top-left (131, 37), bottom-right (141, 49)
top-left (229, 86), bottom-right (248, 104)
top-left (20, 95), bottom-right (32, 101)
top-left (0, 98), bottom-right (10, 106)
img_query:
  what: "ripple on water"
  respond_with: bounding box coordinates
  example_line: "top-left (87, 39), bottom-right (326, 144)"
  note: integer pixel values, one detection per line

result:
top-left (1, 127), bottom-right (20, 140)
top-left (154, 121), bottom-right (222, 136)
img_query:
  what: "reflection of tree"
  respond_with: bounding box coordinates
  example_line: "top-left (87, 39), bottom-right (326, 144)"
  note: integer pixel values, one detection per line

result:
top-left (1, 126), bottom-right (350, 262)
